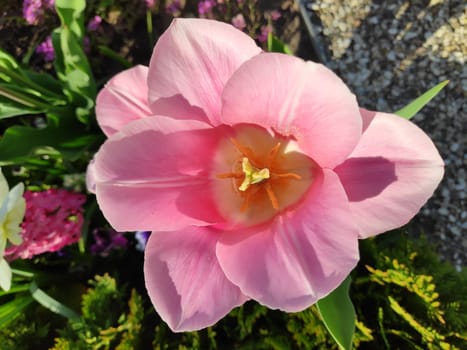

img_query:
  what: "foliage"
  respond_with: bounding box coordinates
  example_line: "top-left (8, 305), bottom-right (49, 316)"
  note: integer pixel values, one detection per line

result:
top-left (0, 0), bottom-right (101, 171)
top-left (353, 232), bottom-right (467, 349)
top-left (0, 0), bottom-right (462, 349)
top-left (1, 231), bottom-right (461, 350)
top-left (0, 311), bottom-right (52, 350)
top-left (51, 274), bottom-right (145, 350)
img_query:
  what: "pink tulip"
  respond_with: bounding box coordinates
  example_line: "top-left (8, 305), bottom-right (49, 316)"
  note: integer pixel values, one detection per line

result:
top-left (87, 18), bottom-right (444, 332)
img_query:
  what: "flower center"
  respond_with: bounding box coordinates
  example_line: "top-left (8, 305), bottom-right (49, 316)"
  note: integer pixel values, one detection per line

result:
top-left (212, 125), bottom-right (314, 227)
top-left (238, 157), bottom-right (270, 191)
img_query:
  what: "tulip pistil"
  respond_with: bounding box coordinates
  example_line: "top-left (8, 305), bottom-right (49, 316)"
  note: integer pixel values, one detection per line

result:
top-left (238, 157), bottom-right (270, 191)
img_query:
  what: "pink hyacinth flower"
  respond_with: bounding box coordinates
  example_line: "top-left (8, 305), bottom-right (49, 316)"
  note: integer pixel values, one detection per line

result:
top-left (4, 189), bottom-right (86, 260)
top-left (87, 19), bottom-right (444, 332)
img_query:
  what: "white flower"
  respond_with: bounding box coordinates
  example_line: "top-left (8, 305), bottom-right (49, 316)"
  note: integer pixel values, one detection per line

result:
top-left (0, 258), bottom-right (12, 291)
top-left (0, 168), bottom-right (26, 291)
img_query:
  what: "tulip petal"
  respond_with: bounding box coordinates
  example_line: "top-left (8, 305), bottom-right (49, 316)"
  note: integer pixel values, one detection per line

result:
top-left (96, 65), bottom-right (152, 136)
top-left (335, 110), bottom-right (444, 238)
top-left (85, 159), bottom-right (97, 194)
top-left (148, 18), bottom-right (261, 125)
top-left (92, 116), bottom-right (225, 231)
top-left (150, 94), bottom-right (210, 123)
top-left (144, 228), bottom-right (247, 332)
top-left (216, 169), bottom-right (359, 311)
top-left (221, 53), bottom-right (362, 168)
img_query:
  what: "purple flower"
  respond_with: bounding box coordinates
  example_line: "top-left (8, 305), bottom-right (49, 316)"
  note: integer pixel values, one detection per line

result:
top-left (231, 13), bottom-right (246, 30)
top-left (87, 15), bottom-right (102, 31)
top-left (165, 0), bottom-right (181, 16)
top-left (23, 0), bottom-right (43, 24)
top-left (36, 36), bottom-right (55, 62)
top-left (198, 0), bottom-right (215, 16)
top-left (22, 0), bottom-right (55, 25)
top-left (135, 231), bottom-right (151, 251)
top-left (90, 228), bottom-right (128, 257)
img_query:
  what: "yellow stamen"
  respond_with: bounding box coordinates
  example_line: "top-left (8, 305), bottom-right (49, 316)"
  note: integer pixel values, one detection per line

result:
top-left (239, 157), bottom-right (270, 191)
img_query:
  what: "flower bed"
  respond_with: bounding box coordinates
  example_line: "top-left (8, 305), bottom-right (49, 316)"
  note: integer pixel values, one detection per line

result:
top-left (0, 1), bottom-right (464, 349)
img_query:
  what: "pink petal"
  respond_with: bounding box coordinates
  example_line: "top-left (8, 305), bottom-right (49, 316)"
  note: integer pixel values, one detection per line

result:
top-left (86, 159), bottom-right (97, 194)
top-left (96, 65), bottom-right (152, 136)
top-left (359, 108), bottom-right (375, 132)
top-left (335, 110), bottom-right (444, 238)
top-left (216, 169), bottom-right (359, 311)
top-left (148, 18), bottom-right (262, 125)
top-left (92, 116), bottom-right (225, 231)
top-left (221, 53), bottom-right (362, 168)
top-left (150, 95), bottom-right (210, 123)
top-left (144, 228), bottom-right (247, 332)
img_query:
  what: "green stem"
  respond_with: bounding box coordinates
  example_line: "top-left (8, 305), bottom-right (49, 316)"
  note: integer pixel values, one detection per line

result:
top-left (146, 9), bottom-right (154, 47)
top-left (78, 200), bottom-right (97, 253)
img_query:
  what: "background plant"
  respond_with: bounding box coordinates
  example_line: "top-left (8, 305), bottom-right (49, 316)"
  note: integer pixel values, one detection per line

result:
top-left (0, 0), bottom-right (463, 349)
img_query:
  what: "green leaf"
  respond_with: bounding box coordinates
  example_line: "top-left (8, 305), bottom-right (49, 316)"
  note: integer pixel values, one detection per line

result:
top-left (0, 114), bottom-right (100, 165)
top-left (0, 295), bottom-right (34, 328)
top-left (395, 80), bottom-right (449, 119)
top-left (52, 28), bottom-right (96, 101)
top-left (97, 45), bottom-right (132, 68)
top-left (54, 0), bottom-right (86, 40)
top-left (24, 69), bottom-right (66, 99)
top-left (0, 284), bottom-right (30, 297)
top-left (52, 0), bottom-right (96, 119)
top-left (316, 276), bottom-right (355, 350)
top-left (0, 84), bottom-right (50, 111)
top-left (0, 95), bottom-right (43, 119)
top-left (267, 33), bottom-right (293, 55)
top-left (0, 50), bottom-right (66, 104)
top-left (29, 281), bottom-right (79, 320)
top-left (0, 50), bottom-right (20, 72)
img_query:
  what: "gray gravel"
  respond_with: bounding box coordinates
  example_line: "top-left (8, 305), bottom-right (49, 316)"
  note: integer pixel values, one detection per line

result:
top-left (299, 0), bottom-right (466, 270)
